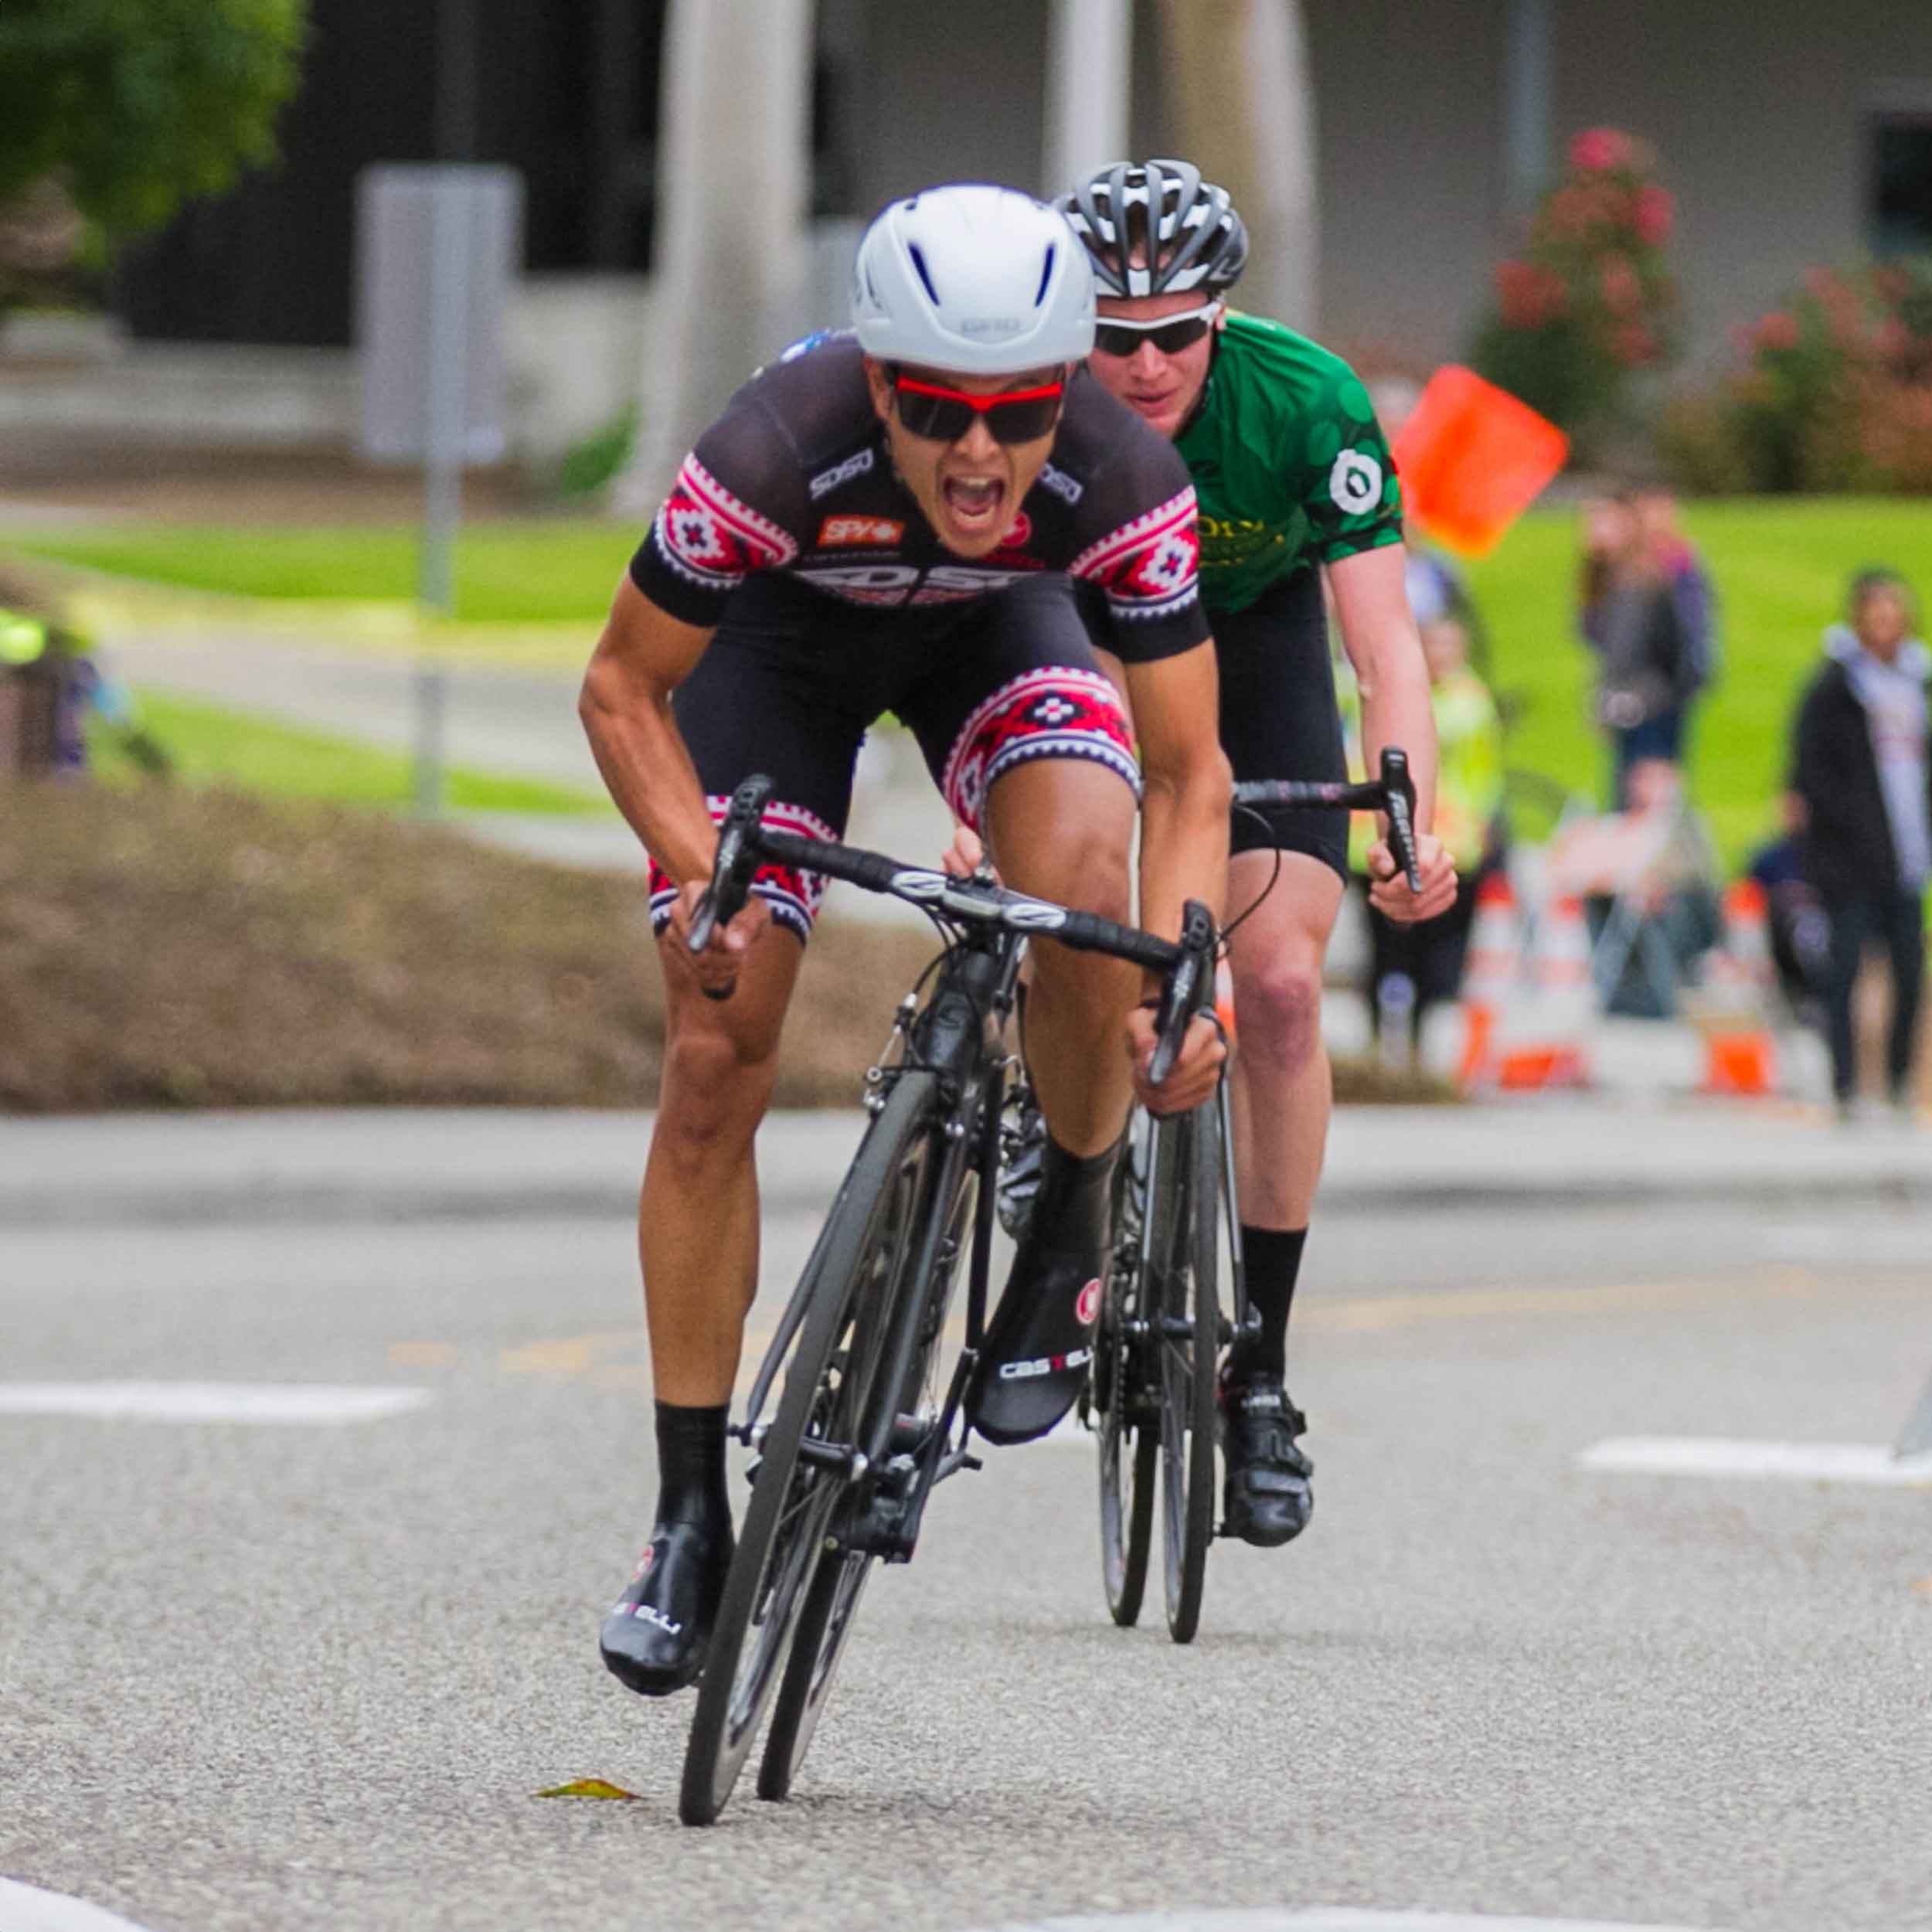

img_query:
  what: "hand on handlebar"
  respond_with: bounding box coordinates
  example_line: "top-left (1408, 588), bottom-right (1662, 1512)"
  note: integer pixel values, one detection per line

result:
top-left (1127, 1006), bottom-right (1226, 1117)
top-left (664, 879), bottom-right (772, 1000)
top-left (1366, 830), bottom-right (1458, 923)
top-left (940, 823), bottom-right (994, 881)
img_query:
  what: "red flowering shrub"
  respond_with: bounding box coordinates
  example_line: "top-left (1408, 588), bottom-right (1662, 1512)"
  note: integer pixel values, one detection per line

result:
top-left (1661, 257), bottom-right (1932, 492)
top-left (1468, 128), bottom-right (1680, 446)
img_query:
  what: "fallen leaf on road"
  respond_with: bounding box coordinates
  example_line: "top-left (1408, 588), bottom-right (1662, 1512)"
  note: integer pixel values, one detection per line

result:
top-left (536, 1777), bottom-right (639, 1800)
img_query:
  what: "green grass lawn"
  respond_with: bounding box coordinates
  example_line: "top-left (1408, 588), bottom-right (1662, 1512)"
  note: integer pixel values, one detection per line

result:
top-left (1466, 498), bottom-right (1932, 868)
top-left (17, 521), bottom-right (638, 624)
top-left (94, 689), bottom-right (611, 815)
top-left (24, 498), bottom-right (1932, 868)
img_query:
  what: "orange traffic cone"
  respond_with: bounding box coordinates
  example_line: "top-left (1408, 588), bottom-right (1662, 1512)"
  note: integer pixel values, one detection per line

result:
top-left (1455, 872), bottom-right (1522, 1088)
top-left (1495, 894), bottom-right (1595, 1090)
top-left (1699, 880), bottom-right (1778, 1097)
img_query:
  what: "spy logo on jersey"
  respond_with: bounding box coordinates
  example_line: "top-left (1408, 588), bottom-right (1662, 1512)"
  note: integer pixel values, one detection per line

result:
top-left (1329, 448), bottom-right (1384, 515)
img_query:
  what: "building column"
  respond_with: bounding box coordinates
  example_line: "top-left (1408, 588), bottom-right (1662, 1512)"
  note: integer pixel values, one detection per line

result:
top-left (1156, 0), bottom-right (1318, 335)
top-left (1045, 0), bottom-right (1131, 193)
top-left (617, 0), bottom-right (813, 510)
top-left (1503, 0), bottom-right (1556, 220)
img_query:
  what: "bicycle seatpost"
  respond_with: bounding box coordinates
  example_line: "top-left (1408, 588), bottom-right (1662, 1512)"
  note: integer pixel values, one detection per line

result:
top-left (689, 773), bottom-right (774, 955)
top-left (1379, 748), bottom-right (1423, 895)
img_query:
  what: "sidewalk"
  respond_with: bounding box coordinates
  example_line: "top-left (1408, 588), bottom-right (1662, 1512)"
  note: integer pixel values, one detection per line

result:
top-left (2, 1097), bottom-right (1924, 1227)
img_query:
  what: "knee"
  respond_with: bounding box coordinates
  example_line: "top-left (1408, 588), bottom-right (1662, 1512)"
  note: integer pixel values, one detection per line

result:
top-left (1236, 959), bottom-right (1325, 1077)
top-left (1009, 818), bottom-right (1132, 927)
top-left (655, 1023), bottom-right (776, 1168)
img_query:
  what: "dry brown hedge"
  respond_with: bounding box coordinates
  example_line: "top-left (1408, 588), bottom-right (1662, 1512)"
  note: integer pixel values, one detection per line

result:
top-left (0, 781), bottom-right (941, 1112)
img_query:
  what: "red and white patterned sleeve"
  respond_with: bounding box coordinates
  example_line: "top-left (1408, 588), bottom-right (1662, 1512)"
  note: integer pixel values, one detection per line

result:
top-left (1068, 447), bottom-right (1211, 664)
top-left (628, 401), bottom-right (804, 626)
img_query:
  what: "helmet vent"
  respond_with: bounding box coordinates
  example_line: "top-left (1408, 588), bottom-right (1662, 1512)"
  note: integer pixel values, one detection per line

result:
top-left (1034, 243), bottom-right (1056, 308)
top-left (907, 243), bottom-right (940, 306)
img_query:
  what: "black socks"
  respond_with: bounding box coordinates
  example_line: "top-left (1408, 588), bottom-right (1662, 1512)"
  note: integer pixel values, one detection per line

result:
top-left (654, 1399), bottom-right (730, 1526)
top-left (1029, 1131), bottom-right (1122, 1258)
top-left (1232, 1224), bottom-right (1307, 1383)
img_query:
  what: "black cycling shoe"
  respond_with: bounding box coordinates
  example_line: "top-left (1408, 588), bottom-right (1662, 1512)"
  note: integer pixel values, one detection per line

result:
top-left (968, 1135), bottom-right (1117, 1446)
top-left (598, 1515), bottom-right (734, 1696)
top-left (1220, 1376), bottom-right (1314, 1548)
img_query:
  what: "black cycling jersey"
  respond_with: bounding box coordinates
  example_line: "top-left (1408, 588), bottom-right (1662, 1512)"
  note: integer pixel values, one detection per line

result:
top-left (629, 334), bottom-right (1209, 664)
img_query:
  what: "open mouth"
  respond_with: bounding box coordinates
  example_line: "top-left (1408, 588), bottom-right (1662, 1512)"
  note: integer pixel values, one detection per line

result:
top-left (941, 475), bottom-right (1006, 529)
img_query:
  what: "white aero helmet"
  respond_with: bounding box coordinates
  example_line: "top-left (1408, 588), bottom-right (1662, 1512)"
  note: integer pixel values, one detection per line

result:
top-left (852, 184), bottom-right (1095, 376)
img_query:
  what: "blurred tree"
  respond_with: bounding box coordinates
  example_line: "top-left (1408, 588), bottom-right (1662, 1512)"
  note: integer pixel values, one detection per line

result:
top-left (0, 0), bottom-right (306, 237)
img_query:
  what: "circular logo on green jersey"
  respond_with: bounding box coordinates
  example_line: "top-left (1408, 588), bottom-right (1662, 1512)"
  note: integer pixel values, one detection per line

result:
top-left (1328, 449), bottom-right (1383, 515)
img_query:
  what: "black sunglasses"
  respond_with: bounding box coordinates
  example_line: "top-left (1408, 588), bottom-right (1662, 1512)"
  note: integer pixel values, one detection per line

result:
top-left (1091, 302), bottom-right (1223, 359)
top-left (891, 372), bottom-right (1065, 445)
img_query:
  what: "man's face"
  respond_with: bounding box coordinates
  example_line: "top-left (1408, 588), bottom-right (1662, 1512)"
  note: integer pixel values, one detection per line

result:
top-left (1087, 291), bottom-right (1223, 440)
top-left (1855, 585), bottom-right (1911, 661)
top-left (863, 359), bottom-right (1063, 559)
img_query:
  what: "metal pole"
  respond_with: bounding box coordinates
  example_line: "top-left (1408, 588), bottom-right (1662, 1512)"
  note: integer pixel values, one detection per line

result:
top-left (1504, 0), bottom-right (1556, 222)
top-left (415, 177), bottom-right (471, 818)
top-left (1044, 0), bottom-right (1131, 193)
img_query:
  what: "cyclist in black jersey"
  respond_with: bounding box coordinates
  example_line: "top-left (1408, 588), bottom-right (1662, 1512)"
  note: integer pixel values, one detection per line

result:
top-left (1058, 160), bottom-right (1457, 1549)
top-left (581, 185), bottom-right (1230, 1697)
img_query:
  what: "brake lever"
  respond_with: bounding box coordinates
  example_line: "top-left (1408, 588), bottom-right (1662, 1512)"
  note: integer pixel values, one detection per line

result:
top-left (689, 774), bottom-right (774, 955)
top-left (1379, 747), bottom-right (1423, 895)
top-left (1147, 899), bottom-right (1216, 1088)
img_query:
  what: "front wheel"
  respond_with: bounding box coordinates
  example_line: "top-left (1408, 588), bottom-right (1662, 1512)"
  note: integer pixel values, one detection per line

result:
top-left (679, 1073), bottom-right (937, 1826)
top-left (1097, 1124), bottom-right (1156, 1626)
top-left (1157, 1106), bottom-right (1222, 1645)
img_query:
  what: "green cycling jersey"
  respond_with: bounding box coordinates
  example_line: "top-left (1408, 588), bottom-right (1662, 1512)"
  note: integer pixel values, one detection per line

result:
top-left (1174, 310), bottom-right (1403, 616)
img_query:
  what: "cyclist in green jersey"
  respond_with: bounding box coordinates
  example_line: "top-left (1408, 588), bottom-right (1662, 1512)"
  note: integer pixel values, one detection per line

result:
top-left (1059, 159), bottom-right (1456, 1547)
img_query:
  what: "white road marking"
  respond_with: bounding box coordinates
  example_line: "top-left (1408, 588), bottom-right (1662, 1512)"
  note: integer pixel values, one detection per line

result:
top-left (0, 1878), bottom-right (158, 1932)
top-left (1579, 1436), bottom-right (1932, 1488)
top-left (981, 1909), bottom-right (1723, 1932)
top-left (0, 1383), bottom-right (433, 1425)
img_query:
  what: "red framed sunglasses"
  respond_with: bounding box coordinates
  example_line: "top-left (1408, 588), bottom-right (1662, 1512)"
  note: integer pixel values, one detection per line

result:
top-left (890, 372), bottom-right (1065, 445)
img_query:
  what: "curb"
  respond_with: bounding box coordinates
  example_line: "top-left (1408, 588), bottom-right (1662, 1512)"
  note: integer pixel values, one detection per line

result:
top-left (9, 1166), bottom-right (1929, 1230)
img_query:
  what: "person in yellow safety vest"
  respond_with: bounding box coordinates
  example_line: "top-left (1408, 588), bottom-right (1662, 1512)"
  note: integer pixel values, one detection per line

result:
top-left (1345, 607), bottom-right (1505, 1053)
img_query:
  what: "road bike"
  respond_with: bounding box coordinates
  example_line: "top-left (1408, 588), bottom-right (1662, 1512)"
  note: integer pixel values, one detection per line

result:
top-left (676, 774), bottom-right (1216, 1825)
top-left (1091, 747), bottom-right (1422, 1643)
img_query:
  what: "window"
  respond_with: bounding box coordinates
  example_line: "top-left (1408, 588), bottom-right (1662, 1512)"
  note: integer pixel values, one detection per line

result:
top-left (1871, 112), bottom-right (1932, 257)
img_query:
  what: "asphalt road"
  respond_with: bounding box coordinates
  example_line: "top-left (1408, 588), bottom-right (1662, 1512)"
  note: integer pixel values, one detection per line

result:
top-left (5, 1182), bottom-right (1931, 1932)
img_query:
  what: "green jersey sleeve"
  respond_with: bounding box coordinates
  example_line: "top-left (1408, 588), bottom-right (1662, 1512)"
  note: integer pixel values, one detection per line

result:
top-left (1284, 344), bottom-right (1403, 567)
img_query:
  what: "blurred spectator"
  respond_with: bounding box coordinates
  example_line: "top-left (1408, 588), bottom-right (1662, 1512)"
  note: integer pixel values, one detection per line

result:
top-left (1362, 608), bottom-right (1505, 1053)
top-left (1789, 569), bottom-right (1930, 1117)
top-left (1577, 485), bottom-right (1713, 806)
top-left (1745, 822), bottom-right (1832, 1021)
top-left (0, 566), bottom-right (164, 778)
top-left (1544, 755), bottom-right (1723, 1018)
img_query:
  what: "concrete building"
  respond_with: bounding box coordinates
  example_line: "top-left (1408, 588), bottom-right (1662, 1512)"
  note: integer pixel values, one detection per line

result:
top-left (40, 1), bottom-right (1932, 465)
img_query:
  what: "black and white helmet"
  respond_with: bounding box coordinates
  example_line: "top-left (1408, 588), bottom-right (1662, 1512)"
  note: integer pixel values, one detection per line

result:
top-left (852, 184), bottom-right (1095, 375)
top-left (1056, 159), bottom-right (1248, 299)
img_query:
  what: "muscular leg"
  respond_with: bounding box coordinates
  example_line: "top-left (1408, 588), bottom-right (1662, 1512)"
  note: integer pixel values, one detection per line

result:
top-left (984, 758), bottom-right (1139, 1156)
top-left (641, 923), bottom-right (804, 1404)
top-left (1226, 849), bottom-right (1344, 1226)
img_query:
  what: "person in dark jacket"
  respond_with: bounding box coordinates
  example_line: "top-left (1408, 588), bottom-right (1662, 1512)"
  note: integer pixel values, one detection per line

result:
top-left (1577, 488), bottom-right (1713, 808)
top-left (1789, 569), bottom-right (1931, 1117)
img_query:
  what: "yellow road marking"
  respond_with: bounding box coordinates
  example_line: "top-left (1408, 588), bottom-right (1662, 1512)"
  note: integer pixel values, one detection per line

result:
top-left (387, 1340), bottom-right (460, 1368)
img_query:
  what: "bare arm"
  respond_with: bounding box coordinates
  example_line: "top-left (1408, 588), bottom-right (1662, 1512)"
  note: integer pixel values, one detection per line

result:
top-left (1119, 638), bottom-right (1232, 951)
top-left (579, 575), bottom-right (719, 883)
top-left (580, 577), bottom-right (773, 990)
top-left (1328, 543), bottom-right (1457, 922)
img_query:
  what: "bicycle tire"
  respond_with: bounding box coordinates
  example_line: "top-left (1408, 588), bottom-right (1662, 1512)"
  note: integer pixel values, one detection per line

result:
top-left (1097, 1124), bottom-right (1156, 1626)
top-left (679, 1071), bottom-right (939, 1826)
top-left (757, 1129), bottom-right (971, 1801)
top-left (1158, 1107), bottom-right (1220, 1645)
